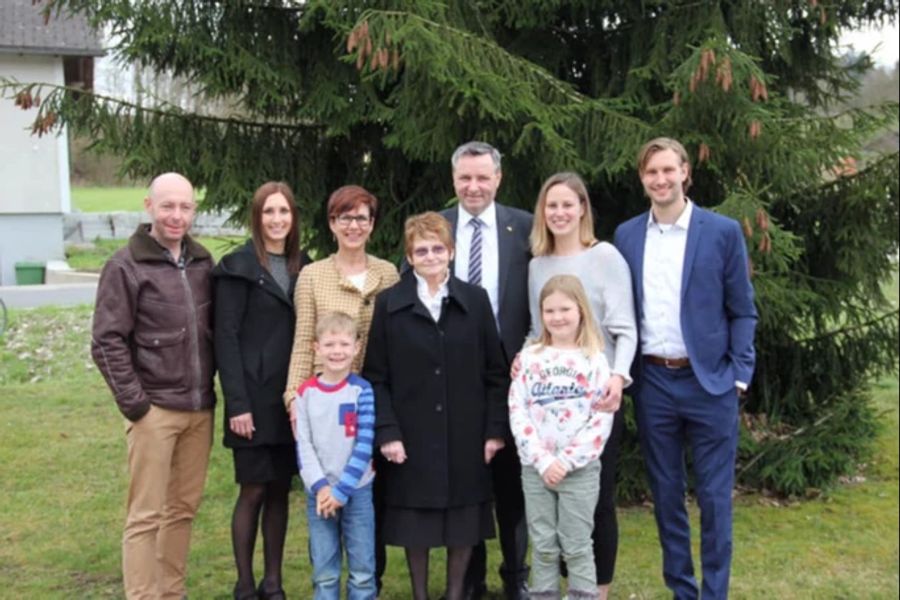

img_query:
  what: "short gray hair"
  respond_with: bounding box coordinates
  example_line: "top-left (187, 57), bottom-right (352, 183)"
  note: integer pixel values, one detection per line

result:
top-left (451, 141), bottom-right (502, 173)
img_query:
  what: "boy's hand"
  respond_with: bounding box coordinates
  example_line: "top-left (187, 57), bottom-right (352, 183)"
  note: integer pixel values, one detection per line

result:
top-left (315, 486), bottom-right (333, 517)
top-left (542, 460), bottom-right (568, 488)
top-left (319, 492), bottom-right (344, 519)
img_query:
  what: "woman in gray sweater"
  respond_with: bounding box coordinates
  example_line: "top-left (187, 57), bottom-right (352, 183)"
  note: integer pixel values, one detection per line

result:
top-left (527, 172), bottom-right (638, 600)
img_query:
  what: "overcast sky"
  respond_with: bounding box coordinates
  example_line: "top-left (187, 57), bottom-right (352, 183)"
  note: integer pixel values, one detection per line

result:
top-left (95, 21), bottom-right (900, 100)
top-left (841, 22), bottom-right (899, 67)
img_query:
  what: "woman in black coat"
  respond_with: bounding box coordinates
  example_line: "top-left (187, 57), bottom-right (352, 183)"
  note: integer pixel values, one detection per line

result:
top-left (362, 212), bottom-right (509, 600)
top-left (213, 181), bottom-right (307, 600)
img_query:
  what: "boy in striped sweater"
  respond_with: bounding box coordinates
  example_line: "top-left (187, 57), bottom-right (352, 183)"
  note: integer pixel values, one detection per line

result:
top-left (295, 311), bottom-right (376, 599)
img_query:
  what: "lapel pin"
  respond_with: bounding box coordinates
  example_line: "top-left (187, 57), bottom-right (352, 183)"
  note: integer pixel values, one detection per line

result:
top-left (506, 225), bottom-right (513, 232)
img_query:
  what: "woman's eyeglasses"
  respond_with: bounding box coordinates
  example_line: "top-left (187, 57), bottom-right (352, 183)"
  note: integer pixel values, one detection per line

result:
top-left (412, 245), bottom-right (448, 258)
top-left (334, 214), bottom-right (372, 227)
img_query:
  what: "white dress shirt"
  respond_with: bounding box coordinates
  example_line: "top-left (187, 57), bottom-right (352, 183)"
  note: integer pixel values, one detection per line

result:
top-left (641, 200), bottom-right (692, 359)
top-left (454, 202), bottom-right (500, 321)
top-left (414, 271), bottom-right (450, 322)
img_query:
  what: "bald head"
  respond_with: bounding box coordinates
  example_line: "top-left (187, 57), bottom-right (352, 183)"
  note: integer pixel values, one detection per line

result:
top-left (148, 172), bottom-right (194, 202)
top-left (144, 172), bottom-right (197, 254)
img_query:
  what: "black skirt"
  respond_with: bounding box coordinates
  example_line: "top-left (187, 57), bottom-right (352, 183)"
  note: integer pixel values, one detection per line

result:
top-left (383, 501), bottom-right (495, 548)
top-left (232, 444), bottom-right (297, 484)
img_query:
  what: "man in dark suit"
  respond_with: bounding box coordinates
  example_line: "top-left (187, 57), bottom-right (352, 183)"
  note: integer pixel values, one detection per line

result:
top-left (614, 137), bottom-right (757, 600)
top-left (444, 141), bottom-right (532, 600)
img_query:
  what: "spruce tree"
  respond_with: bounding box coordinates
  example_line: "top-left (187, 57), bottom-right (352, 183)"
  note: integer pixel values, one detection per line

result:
top-left (4, 0), bottom-right (898, 498)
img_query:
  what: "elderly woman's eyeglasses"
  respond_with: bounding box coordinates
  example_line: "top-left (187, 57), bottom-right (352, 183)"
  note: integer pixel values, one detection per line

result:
top-left (334, 214), bottom-right (372, 227)
top-left (412, 245), bottom-right (448, 258)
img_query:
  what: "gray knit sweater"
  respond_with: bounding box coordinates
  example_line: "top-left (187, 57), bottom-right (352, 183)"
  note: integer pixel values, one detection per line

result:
top-left (527, 242), bottom-right (638, 385)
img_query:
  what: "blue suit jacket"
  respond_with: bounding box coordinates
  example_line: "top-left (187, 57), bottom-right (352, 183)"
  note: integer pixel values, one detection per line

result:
top-left (613, 205), bottom-right (757, 395)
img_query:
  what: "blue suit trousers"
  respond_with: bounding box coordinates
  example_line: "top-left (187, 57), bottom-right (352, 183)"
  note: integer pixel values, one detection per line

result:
top-left (636, 362), bottom-right (738, 600)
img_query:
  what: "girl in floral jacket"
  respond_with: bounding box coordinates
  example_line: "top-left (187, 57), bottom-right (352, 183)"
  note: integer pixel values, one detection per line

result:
top-left (508, 274), bottom-right (615, 600)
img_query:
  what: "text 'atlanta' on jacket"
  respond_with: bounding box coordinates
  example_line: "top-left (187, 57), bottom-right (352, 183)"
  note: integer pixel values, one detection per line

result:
top-left (508, 344), bottom-right (614, 475)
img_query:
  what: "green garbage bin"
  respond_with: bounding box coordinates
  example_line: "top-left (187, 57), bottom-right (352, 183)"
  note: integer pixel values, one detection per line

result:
top-left (15, 262), bottom-right (46, 285)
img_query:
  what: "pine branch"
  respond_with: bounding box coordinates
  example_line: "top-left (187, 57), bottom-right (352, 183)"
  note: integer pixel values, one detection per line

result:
top-left (799, 309), bottom-right (900, 344)
top-left (738, 409), bottom-right (838, 478)
top-left (0, 79), bottom-right (324, 133)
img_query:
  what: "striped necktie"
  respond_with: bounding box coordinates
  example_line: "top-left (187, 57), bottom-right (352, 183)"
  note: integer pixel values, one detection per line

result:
top-left (468, 217), bottom-right (484, 287)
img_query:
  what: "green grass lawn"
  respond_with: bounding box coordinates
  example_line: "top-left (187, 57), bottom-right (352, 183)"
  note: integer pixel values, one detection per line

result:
top-left (1, 304), bottom-right (897, 599)
top-left (71, 187), bottom-right (148, 212)
top-left (71, 186), bottom-right (207, 212)
top-left (66, 236), bottom-right (245, 271)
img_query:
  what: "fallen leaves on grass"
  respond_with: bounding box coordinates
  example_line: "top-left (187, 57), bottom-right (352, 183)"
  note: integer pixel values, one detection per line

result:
top-left (1, 307), bottom-right (93, 385)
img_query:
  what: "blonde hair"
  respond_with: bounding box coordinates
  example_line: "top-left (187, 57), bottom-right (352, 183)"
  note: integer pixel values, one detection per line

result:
top-left (315, 311), bottom-right (359, 340)
top-left (534, 274), bottom-right (604, 356)
top-left (636, 137), bottom-right (692, 192)
top-left (530, 172), bottom-right (597, 256)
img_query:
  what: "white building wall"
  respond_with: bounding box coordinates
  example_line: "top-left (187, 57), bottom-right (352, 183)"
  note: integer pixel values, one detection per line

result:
top-left (0, 54), bottom-right (66, 214)
top-left (0, 54), bottom-right (68, 284)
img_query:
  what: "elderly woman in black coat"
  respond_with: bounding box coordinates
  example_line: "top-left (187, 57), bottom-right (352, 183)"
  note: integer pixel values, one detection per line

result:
top-left (362, 211), bottom-right (509, 600)
top-left (213, 181), bottom-right (307, 600)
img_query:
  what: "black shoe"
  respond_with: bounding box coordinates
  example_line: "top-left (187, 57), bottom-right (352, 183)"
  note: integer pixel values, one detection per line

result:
top-left (257, 582), bottom-right (285, 600)
top-left (462, 581), bottom-right (488, 600)
top-left (503, 580), bottom-right (529, 600)
top-left (439, 580), bottom-right (488, 600)
top-left (233, 582), bottom-right (258, 600)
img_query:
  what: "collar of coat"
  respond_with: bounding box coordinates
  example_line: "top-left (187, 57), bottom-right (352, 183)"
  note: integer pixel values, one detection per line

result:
top-left (387, 269), bottom-right (472, 317)
top-left (211, 239), bottom-right (260, 280)
top-left (211, 239), bottom-right (296, 306)
top-left (128, 223), bottom-right (211, 264)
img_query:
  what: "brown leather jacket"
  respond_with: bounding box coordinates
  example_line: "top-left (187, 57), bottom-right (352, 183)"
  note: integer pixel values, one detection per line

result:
top-left (91, 225), bottom-right (216, 421)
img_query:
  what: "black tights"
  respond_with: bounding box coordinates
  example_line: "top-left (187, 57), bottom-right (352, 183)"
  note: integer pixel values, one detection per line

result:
top-left (231, 479), bottom-right (291, 594)
top-left (592, 409), bottom-right (624, 585)
top-left (405, 545), bottom-right (473, 600)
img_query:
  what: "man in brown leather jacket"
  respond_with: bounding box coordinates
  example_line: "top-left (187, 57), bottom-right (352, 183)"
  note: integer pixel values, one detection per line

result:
top-left (91, 172), bottom-right (216, 600)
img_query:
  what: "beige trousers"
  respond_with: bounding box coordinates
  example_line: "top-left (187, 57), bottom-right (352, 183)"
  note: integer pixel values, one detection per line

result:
top-left (122, 405), bottom-right (213, 600)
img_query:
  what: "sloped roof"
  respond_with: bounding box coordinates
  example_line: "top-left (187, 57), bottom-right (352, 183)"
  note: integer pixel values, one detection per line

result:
top-left (0, 0), bottom-right (104, 57)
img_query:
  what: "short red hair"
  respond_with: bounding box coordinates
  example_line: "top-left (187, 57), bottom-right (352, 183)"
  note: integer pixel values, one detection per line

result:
top-left (327, 185), bottom-right (378, 220)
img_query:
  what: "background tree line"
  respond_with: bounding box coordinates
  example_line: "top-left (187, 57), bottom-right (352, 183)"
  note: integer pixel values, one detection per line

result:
top-left (3, 0), bottom-right (898, 500)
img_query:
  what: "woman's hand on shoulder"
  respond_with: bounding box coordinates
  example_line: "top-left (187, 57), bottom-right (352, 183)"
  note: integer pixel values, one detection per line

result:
top-left (380, 440), bottom-right (407, 464)
top-left (510, 352), bottom-right (522, 380)
top-left (595, 374), bottom-right (624, 412)
top-left (229, 412), bottom-right (255, 440)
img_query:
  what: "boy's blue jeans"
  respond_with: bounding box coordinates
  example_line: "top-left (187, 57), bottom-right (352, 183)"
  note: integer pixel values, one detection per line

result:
top-left (306, 483), bottom-right (376, 600)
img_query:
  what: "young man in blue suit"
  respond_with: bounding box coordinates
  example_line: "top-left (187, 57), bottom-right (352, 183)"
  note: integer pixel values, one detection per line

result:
top-left (614, 137), bottom-right (757, 600)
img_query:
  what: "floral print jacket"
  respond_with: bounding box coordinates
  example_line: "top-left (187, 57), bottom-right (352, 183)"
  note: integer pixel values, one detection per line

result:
top-left (508, 345), bottom-right (614, 475)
